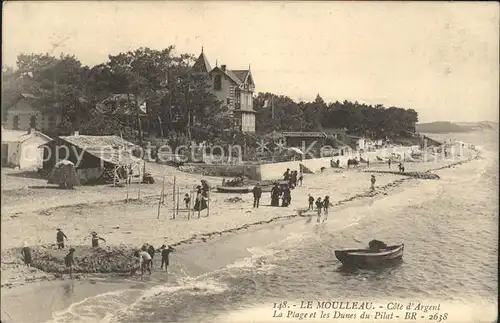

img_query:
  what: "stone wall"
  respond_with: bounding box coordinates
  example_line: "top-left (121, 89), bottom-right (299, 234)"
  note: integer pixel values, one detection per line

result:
top-left (183, 163), bottom-right (261, 179)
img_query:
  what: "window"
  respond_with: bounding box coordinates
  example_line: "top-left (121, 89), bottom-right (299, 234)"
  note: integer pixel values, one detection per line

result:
top-left (13, 115), bottom-right (19, 130)
top-left (214, 75), bottom-right (222, 90)
top-left (30, 115), bottom-right (37, 129)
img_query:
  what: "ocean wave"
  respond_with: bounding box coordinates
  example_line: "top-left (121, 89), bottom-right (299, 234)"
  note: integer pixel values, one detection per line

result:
top-left (49, 289), bottom-right (141, 323)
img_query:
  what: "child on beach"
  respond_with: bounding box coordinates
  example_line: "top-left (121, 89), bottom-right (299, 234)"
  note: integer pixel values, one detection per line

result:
top-left (56, 228), bottom-right (68, 249)
top-left (184, 194), bottom-right (191, 209)
top-left (159, 244), bottom-right (176, 273)
top-left (323, 196), bottom-right (330, 222)
top-left (298, 172), bottom-right (303, 186)
top-left (308, 195), bottom-right (314, 211)
top-left (315, 197), bottom-right (323, 222)
top-left (65, 248), bottom-right (76, 278)
top-left (370, 175), bottom-right (376, 191)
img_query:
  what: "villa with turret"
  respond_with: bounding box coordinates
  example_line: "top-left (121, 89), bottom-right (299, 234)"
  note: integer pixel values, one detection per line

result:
top-left (193, 49), bottom-right (256, 132)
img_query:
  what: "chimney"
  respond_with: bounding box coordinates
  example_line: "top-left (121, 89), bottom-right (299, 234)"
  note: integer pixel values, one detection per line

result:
top-left (74, 131), bottom-right (79, 136)
top-left (221, 65), bottom-right (226, 72)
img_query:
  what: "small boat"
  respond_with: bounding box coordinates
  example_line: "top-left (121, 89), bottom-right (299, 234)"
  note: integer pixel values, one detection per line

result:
top-left (334, 244), bottom-right (404, 268)
top-left (216, 186), bottom-right (252, 193)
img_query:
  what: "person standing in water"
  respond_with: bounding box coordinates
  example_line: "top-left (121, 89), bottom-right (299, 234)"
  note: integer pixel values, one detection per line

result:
top-left (146, 243), bottom-right (156, 268)
top-left (159, 244), bottom-right (176, 273)
top-left (252, 183), bottom-right (262, 208)
top-left (21, 242), bottom-right (32, 267)
top-left (65, 248), bottom-right (76, 278)
top-left (308, 194), bottom-right (315, 211)
top-left (56, 228), bottom-right (68, 249)
top-left (139, 248), bottom-right (152, 276)
top-left (323, 196), bottom-right (330, 222)
top-left (315, 197), bottom-right (323, 222)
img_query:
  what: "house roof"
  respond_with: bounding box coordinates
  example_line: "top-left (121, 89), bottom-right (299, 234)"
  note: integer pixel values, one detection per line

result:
top-left (54, 135), bottom-right (142, 166)
top-left (210, 67), bottom-right (242, 85)
top-left (1, 128), bottom-right (52, 143)
top-left (281, 132), bottom-right (327, 138)
top-left (231, 70), bottom-right (249, 83)
top-left (193, 51), bottom-right (212, 73)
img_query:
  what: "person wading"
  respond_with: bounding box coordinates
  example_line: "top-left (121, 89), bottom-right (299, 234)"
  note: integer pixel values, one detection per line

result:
top-left (252, 183), bottom-right (262, 208)
top-left (21, 242), bottom-right (32, 267)
top-left (159, 244), bottom-right (176, 273)
top-left (308, 194), bottom-right (314, 211)
top-left (139, 249), bottom-right (152, 276)
top-left (147, 244), bottom-right (156, 268)
top-left (315, 197), bottom-right (323, 223)
top-left (65, 248), bottom-right (76, 278)
top-left (56, 228), bottom-right (68, 249)
top-left (323, 196), bottom-right (330, 222)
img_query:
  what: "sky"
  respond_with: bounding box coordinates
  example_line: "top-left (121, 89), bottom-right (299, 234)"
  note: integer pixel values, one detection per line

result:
top-left (3, 1), bottom-right (499, 123)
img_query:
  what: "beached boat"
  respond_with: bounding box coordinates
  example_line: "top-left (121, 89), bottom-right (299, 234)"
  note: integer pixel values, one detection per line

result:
top-left (216, 186), bottom-right (252, 193)
top-left (334, 244), bottom-right (404, 268)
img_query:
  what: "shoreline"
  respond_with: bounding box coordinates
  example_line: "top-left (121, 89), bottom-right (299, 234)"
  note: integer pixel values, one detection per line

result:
top-left (1, 147), bottom-right (484, 323)
top-left (0, 145), bottom-right (482, 323)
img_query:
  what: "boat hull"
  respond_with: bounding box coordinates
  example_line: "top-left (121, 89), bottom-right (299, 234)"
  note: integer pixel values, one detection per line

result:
top-left (334, 244), bottom-right (404, 268)
top-left (216, 186), bottom-right (251, 194)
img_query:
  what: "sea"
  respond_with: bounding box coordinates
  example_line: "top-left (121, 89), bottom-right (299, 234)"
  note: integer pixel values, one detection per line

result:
top-left (2, 130), bottom-right (498, 323)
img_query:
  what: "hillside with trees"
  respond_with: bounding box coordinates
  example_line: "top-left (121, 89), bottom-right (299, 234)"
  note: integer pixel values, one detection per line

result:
top-left (254, 93), bottom-right (419, 139)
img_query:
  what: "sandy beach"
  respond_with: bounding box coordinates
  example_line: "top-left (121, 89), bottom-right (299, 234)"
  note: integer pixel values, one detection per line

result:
top-left (1, 149), bottom-right (472, 293)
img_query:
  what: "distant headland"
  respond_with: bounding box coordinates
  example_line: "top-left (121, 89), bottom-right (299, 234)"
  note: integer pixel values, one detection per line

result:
top-left (416, 121), bottom-right (498, 134)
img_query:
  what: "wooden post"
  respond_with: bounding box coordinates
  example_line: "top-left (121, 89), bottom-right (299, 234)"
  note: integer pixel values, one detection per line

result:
top-left (206, 191), bottom-right (210, 217)
top-left (172, 188), bottom-right (176, 219)
top-left (176, 185), bottom-right (180, 217)
top-left (188, 190), bottom-right (189, 220)
top-left (197, 190), bottom-right (201, 219)
top-left (157, 187), bottom-right (162, 219)
top-left (172, 176), bottom-right (176, 202)
top-left (161, 176), bottom-right (165, 204)
top-left (125, 174), bottom-right (130, 203)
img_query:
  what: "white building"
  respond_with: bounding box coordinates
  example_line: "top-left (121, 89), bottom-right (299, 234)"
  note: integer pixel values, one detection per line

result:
top-left (1, 128), bottom-right (52, 170)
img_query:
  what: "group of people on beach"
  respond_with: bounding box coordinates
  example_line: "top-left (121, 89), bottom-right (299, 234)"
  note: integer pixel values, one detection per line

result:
top-left (134, 243), bottom-right (176, 277)
top-left (308, 194), bottom-right (331, 222)
top-left (283, 168), bottom-right (303, 188)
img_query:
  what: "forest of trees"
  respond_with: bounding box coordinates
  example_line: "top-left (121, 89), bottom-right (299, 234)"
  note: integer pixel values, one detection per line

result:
top-left (2, 47), bottom-right (231, 144)
top-left (2, 46), bottom-right (419, 146)
top-left (254, 93), bottom-right (419, 139)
